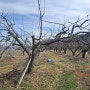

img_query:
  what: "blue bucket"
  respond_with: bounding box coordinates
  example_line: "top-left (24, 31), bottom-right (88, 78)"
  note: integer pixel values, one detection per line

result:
top-left (47, 59), bottom-right (53, 62)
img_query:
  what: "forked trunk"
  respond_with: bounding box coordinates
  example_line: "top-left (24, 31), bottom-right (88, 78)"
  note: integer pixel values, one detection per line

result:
top-left (82, 50), bottom-right (86, 58)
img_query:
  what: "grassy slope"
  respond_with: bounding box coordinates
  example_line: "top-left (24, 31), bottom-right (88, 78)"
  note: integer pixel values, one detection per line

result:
top-left (0, 50), bottom-right (90, 90)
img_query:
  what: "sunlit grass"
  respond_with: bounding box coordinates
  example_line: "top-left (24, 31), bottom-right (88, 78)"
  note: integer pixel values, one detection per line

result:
top-left (56, 71), bottom-right (78, 90)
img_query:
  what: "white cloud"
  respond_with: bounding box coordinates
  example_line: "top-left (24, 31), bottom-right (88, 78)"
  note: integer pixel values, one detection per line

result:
top-left (0, 0), bottom-right (90, 20)
top-left (0, 0), bottom-right (38, 15)
top-left (44, 0), bottom-right (90, 22)
top-left (0, 0), bottom-right (90, 32)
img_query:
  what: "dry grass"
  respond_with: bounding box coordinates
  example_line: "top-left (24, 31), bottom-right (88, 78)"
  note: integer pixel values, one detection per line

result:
top-left (0, 50), bottom-right (90, 90)
top-left (0, 50), bottom-right (28, 74)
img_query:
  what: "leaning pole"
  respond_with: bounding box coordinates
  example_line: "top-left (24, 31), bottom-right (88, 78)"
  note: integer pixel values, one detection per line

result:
top-left (16, 55), bottom-right (32, 88)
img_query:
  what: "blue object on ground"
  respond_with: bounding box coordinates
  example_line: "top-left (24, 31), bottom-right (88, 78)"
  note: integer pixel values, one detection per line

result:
top-left (47, 59), bottom-right (53, 62)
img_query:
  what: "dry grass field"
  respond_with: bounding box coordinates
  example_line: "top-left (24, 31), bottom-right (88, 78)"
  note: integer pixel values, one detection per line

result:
top-left (0, 50), bottom-right (90, 90)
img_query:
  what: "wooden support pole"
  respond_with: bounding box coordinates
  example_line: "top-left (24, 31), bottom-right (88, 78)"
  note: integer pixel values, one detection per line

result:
top-left (16, 55), bottom-right (32, 89)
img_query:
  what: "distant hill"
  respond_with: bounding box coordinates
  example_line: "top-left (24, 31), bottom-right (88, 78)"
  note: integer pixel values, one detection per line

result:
top-left (78, 32), bottom-right (90, 40)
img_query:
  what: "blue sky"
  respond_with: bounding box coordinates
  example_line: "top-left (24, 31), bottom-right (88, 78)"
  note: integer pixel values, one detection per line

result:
top-left (0, 0), bottom-right (90, 36)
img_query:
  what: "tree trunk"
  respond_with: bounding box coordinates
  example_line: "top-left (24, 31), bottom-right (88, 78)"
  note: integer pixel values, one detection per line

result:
top-left (82, 50), bottom-right (86, 58)
top-left (27, 54), bottom-right (34, 73)
top-left (56, 47), bottom-right (58, 52)
top-left (72, 52), bottom-right (75, 56)
top-left (59, 49), bottom-right (61, 53)
top-left (70, 50), bottom-right (75, 56)
top-left (27, 35), bottom-right (35, 73)
top-left (63, 49), bottom-right (67, 54)
top-left (54, 48), bottom-right (55, 52)
top-left (71, 48), bottom-right (78, 56)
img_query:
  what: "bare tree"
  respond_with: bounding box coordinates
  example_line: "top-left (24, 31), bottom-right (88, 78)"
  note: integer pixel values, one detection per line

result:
top-left (0, 1), bottom-right (90, 88)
